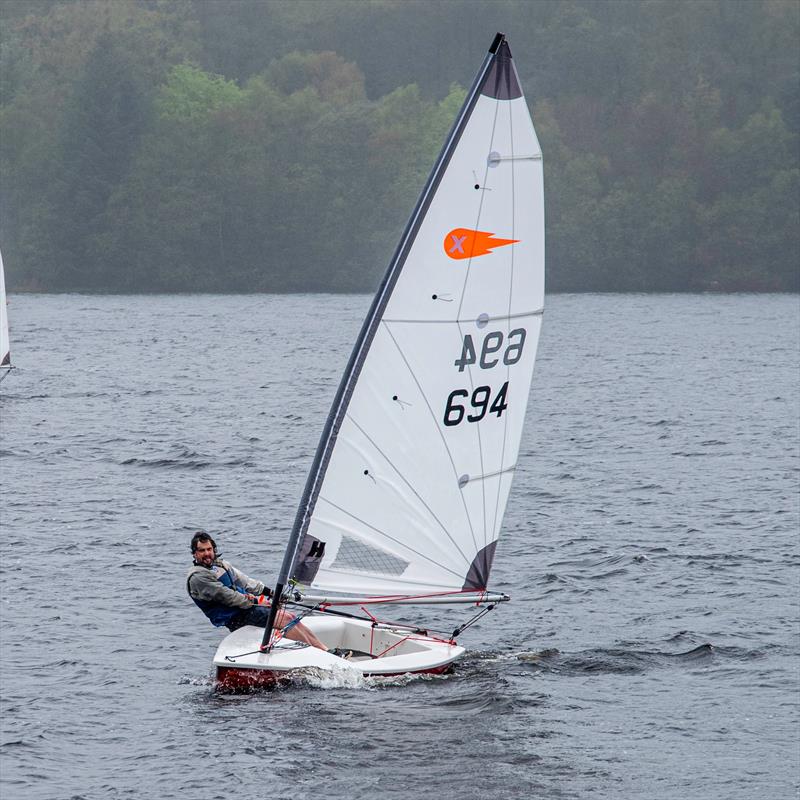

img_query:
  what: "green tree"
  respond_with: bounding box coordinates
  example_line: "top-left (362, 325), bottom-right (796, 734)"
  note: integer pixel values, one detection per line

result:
top-left (1, 0), bottom-right (797, 292)
top-left (49, 33), bottom-right (148, 289)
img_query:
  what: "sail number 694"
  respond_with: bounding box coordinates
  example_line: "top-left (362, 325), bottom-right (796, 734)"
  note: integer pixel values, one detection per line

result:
top-left (443, 382), bottom-right (509, 426)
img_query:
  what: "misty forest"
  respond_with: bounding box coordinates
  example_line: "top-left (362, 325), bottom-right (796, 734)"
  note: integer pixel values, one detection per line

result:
top-left (0, 0), bottom-right (797, 293)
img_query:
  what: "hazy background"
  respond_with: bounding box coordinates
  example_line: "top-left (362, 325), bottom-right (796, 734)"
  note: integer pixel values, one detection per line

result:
top-left (1, 0), bottom-right (798, 293)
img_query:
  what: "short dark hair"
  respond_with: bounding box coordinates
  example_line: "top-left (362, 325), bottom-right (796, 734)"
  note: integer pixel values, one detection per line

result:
top-left (190, 531), bottom-right (217, 553)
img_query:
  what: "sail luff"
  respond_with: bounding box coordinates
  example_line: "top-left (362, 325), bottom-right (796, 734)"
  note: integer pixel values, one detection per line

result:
top-left (271, 36), bottom-right (507, 599)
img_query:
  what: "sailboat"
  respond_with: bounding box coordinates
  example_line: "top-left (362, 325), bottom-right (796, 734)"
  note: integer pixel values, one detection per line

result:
top-left (214, 32), bottom-right (544, 690)
top-left (0, 249), bottom-right (11, 382)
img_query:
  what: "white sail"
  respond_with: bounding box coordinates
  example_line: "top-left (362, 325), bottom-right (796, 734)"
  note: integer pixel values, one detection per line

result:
top-left (0, 249), bottom-right (9, 369)
top-left (290, 37), bottom-right (544, 600)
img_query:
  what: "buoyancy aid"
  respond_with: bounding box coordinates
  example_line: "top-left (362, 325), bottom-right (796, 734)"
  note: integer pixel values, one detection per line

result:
top-left (187, 564), bottom-right (247, 627)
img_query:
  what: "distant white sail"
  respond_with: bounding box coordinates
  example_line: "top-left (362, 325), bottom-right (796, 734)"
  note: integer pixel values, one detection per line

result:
top-left (288, 37), bottom-right (544, 600)
top-left (0, 249), bottom-right (9, 369)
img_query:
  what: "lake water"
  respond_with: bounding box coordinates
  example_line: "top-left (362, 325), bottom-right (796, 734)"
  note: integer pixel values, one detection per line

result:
top-left (0, 293), bottom-right (798, 800)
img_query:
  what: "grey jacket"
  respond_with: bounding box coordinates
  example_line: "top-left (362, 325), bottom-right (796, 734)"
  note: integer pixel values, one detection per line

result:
top-left (186, 558), bottom-right (268, 610)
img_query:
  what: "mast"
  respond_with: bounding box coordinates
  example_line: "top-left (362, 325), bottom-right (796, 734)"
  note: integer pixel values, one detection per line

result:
top-left (260, 32), bottom-right (510, 650)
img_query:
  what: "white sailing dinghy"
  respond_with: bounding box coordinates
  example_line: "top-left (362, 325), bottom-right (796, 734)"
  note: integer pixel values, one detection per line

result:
top-left (0, 249), bottom-right (11, 382)
top-left (214, 32), bottom-right (545, 690)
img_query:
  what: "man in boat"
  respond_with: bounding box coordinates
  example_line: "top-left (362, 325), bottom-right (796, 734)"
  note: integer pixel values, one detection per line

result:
top-left (186, 531), bottom-right (328, 651)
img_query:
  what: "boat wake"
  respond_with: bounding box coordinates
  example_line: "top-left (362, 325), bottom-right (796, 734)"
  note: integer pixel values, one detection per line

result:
top-left (188, 665), bottom-right (455, 694)
top-left (509, 643), bottom-right (716, 675)
top-left (178, 674), bottom-right (215, 687)
top-left (296, 666), bottom-right (372, 690)
top-left (279, 665), bottom-right (453, 691)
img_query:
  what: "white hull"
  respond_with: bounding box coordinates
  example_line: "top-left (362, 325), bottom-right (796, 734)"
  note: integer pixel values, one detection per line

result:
top-left (213, 614), bottom-right (464, 691)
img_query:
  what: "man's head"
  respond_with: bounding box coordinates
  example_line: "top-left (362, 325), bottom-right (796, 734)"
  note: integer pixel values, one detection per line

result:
top-left (191, 532), bottom-right (217, 567)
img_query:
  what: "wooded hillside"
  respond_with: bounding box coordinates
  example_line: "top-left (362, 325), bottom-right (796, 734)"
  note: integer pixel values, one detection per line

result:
top-left (1, 0), bottom-right (797, 292)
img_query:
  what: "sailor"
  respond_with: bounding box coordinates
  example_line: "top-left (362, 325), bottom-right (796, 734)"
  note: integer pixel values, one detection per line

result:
top-left (186, 531), bottom-right (328, 651)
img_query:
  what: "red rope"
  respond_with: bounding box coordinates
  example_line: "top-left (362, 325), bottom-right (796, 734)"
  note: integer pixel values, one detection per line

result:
top-left (374, 633), bottom-right (457, 658)
top-left (298, 593), bottom-right (476, 650)
top-left (316, 587), bottom-right (486, 606)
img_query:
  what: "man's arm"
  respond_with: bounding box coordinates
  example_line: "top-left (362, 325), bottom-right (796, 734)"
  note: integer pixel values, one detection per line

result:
top-left (188, 569), bottom-right (252, 609)
top-left (224, 562), bottom-right (270, 597)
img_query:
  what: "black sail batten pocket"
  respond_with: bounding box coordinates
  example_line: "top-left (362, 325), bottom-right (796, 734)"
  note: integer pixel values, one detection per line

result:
top-left (462, 541), bottom-right (498, 591)
top-left (293, 534), bottom-right (327, 584)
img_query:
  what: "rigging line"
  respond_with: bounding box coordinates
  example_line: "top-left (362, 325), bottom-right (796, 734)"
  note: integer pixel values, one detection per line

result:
top-left (383, 308), bottom-right (543, 325)
top-left (483, 93), bottom-right (516, 553)
top-left (490, 154), bottom-right (541, 162)
top-left (456, 94), bottom-right (502, 321)
top-left (224, 642), bottom-right (308, 661)
top-left (494, 96), bottom-right (517, 543)
top-left (506, 93), bottom-right (517, 340)
top-left (470, 464), bottom-right (517, 482)
top-left (296, 586), bottom-right (493, 606)
top-left (381, 321), bottom-right (480, 554)
top-left (283, 600), bottom-right (432, 633)
top-left (316, 495), bottom-right (466, 581)
top-left (345, 412), bottom-right (473, 568)
top-left (478, 99), bottom-right (504, 550)
top-left (455, 96), bottom-right (503, 551)
top-left (451, 603), bottom-right (497, 639)
top-left (449, 317), bottom-right (484, 556)
top-left (452, 306), bottom-right (496, 553)
top-left (457, 313), bottom-right (488, 553)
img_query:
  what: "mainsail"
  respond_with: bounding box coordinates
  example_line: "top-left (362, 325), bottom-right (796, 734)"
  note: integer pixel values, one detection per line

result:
top-left (0, 249), bottom-right (10, 371)
top-left (277, 34), bottom-right (544, 607)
